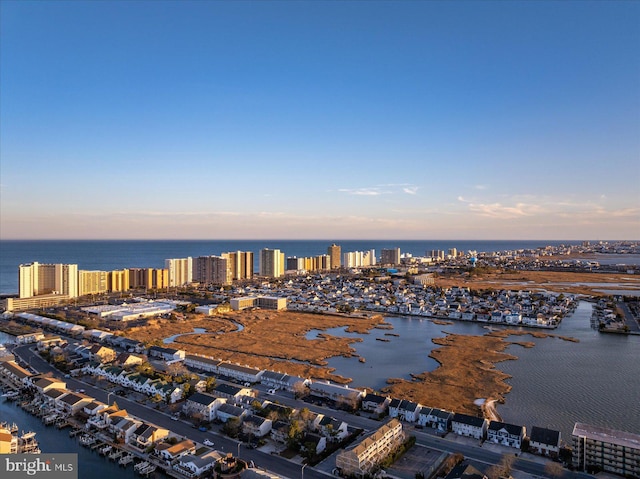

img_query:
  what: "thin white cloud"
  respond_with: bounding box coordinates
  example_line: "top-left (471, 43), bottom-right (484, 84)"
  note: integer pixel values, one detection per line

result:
top-left (467, 202), bottom-right (542, 219)
top-left (402, 186), bottom-right (419, 195)
top-left (474, 184), bottom-right (488, 190)
top-left (338, 188), bottom-right (384, 196)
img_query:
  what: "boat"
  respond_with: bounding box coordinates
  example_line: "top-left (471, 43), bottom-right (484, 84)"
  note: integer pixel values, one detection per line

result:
top-left (18, 431), bottom-right (40, 454)
top-left (1, 421), bottom-right (19, 434)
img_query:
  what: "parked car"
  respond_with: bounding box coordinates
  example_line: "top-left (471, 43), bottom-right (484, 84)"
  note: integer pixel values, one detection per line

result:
top-left (203, 439), bottom-right (214, 446)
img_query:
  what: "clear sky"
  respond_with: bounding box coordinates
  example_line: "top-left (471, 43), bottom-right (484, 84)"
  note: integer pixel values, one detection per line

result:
top-left (1, 0), bottom-right (639, 240)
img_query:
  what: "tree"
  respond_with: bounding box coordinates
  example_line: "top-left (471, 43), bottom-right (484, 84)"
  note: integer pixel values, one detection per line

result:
top-left (292, 381), bottom-right (308, 399)
top-left (167, 362), bottom-right (189, 378)
top-left (205, 376), bottom-right (216, 391)
top-left (222, 418), bottom-right (241, 438)
top-left (544, 462), bottom-right (565, 479)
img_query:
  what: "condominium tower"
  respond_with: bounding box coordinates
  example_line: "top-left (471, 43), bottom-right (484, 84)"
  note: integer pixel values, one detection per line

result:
top-left (165, 257), bottom-right (193, 287)
top-left (193, 256), bottom-right (232, 285)
top-left (18, 262), bottom-right (78, 298)
top-left (221, 251), bottom-right (254, 281)
top-left (380, 248), bottom-right (401, 265)
top-left (328, 243), bottom-right (341, 269)
top-left (259, 248), bottom-right (285, 278)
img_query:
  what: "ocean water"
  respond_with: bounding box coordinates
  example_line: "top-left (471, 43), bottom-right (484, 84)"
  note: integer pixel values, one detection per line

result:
top-left (0, 239), bottom-right (583, 295)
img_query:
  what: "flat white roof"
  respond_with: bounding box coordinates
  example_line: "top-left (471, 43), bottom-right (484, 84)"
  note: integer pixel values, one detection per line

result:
top-left (573, 422), bottom-right (640, 450)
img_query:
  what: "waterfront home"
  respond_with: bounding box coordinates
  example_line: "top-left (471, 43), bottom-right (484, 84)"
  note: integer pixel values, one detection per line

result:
top-left (157, 439), bottom-right (196, 462)
top-left (130, 423), bottom-right (170, 449)
top-left (111, 417), bottom-right (142, 443)
top-left (43, 388), bottom-right (69, 408)
top-left (451, 413), bottom-right (488, 440)
top-left (361, 393), bottom-right (390, 415)
top-left (318, 416), bottom-right (348, 441)
top-left (32, 376), bottom-right (67, 394)
top-left (174, 450), bottom-right (221, 477)
top-left (15, 332), bottom-right (45, 344)
top-left (242, 415), bottom-right (273, 438)
top-left (529, 426), bottom-right (561, 457)
top-left (56, 392), bottom-right (93, 416)
top-left (217, 362), bottom-right (264, 383)
top-left (260, 370), bottom-right (308, 391)
top-left (261, 401), bottom-right (295, 421)
top-left (487, 421), bottom-right (526, 449)
top-left (427, 408), bottom-right (453, 432)
top-left (211, 383), bottom-right (254, 403)
top-left (301, 433), bottom-right (326, 455)
top-left (216, 403), bottom-right (248, 423)
top-left (389, 399), bottom-right (420, 423)
top-left (37, 336), bottom-right (66, 351)
top-left (82, 400), bottom-right (107, 417)
top-left (0, 360), bottom-right (34, 386)
top-left (309, 381), bottom-right (364, 406)
top-left (336, 419), bottom-right (404, 478)
top-left (183, 393), bottom-right (226, 422)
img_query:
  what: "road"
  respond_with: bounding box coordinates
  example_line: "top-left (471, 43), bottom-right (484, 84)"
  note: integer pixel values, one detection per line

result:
top-left (12, 344), bottom-right (594, 479)
top-left (617, 301), bottom-right (640, 333)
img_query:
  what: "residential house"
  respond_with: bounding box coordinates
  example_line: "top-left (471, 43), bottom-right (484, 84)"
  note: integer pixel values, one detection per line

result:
top-left (217, 362), bottom-right (264, 383)
top-left (260, 371), bottom-right (308, 391)
top-left (0, 360), bottom-right (33, 386)
top-left (451, 413), bottom-right (488, 440)
top-left (32, 377), bottom-right (66, 394)
top-left (445, 463), bottom-right (488, 479)
top-left (88, 344), bottom-right (116, 363)
top-left (42, 388), bottom-right (69, 408)
top-left (487, 421), bottom-right (526, 449)
top-left (211, 383), bottom-right (254, 403)
top-left (157, 439), bottom-right (196, 463)
top-left (242, 415), bottom-right (273, 438)
top-left (174, 450), bottom-right (221, 478)
top-left (184, 354), bottom-right (220, 373)
top-left (183, 393), bottom-right (226, 422)
top-left (114, 352), bottom-right (144, 367)
top-left (318, 416), bottom-right (348, 442)
top-left (270, 420), bottom-right (292, 444)
top-left (148, 346), bottom-right (185, 362)
top-left (130, 424), bottom-right (170, 449)
top-left (361, 393), bottom-right (390, 415)
top-left (309, 381), bottom-right (364, 407)
top-left (83, 400), bottom-right (107, 417)
top-left (111, 417), bottom-right (141, 442)
top-left (389, 399), bottom-right (420, 423)
top-left (56, 392), bottom-right (93, 416)
top-left (301, 433), bottom-right (326, 455)
top-left (216, 403), bottom-right (248, 423)
top-left (529, 426), bottom-right (561, 457)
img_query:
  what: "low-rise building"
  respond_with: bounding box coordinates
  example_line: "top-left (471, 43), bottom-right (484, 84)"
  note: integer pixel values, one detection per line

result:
top-left (242, 415), bottom-right (273, 438)
top-left (487, 421), bottom-right (525, 449)
top-left (572, 422), bottom-right (640, 477)
top-left (336, 419), bottom-right (404, 478)
top-left (361, 393), bottom-right (390, 415)
top-left (183, 393), bottom-right (226, 422)
top-left (528, 426), bottom-right (561, 457)
top-left (451, 413), bottom-right (487, 440)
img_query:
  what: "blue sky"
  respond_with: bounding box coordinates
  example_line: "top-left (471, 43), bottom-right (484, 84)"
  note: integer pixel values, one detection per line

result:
top-left (1, 0), bottom-right (638, 240)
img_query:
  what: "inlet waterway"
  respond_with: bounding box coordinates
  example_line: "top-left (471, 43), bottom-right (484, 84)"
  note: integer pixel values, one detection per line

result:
top-left (306, 302), bottom-right (640, 441)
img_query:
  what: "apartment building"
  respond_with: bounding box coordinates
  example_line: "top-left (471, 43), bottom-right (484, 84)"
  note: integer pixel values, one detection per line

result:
top-left (335, 419), bottom-right (404, 478)
top-left (259, 248), bottom-right (285, 278)
top-left (18, 262), bottom-right (78, 298)
top-left (328, 244), bottom-right (341, 269)
top-left (78, 270), bottom-right (109, 296)
top-left (193, 256), bottom-right (231, 285)
top-left (165, 257), bottom-right (193, 287)
top-left (221, 251), bottom-right (254, 280)
top-left (380, 248), bottom-right (401, 266)
top-left (108, 269), bottom-right (130, 292)
top-left (572, 422), bottom-right (640, 477)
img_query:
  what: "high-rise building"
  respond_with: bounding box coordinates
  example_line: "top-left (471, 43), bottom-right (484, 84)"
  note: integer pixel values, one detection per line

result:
top-left (18, 262), bottom-right (78, 298)
top-left (259, 248), bottom-right (285, 278)
top-left (109, 269), bottom-right (130, 292)
top-left (221, 251), bottom-right (254, 280)
top-left (448, 248), bottom-right (458, 258)
top-left (193, 256), bottom-right (232, 285)
top-left (328, 244), bottom-right (341, 269)
top-left (78, 270), bottom-right (109, 296)
top-left (165, 257), bottom-right (193, 287)
top-left (380, 248), bottom-right (401, 265)
top-left (342, 250), bottom-right (376, 268)
top-left (146, 268), bottom-right (169, 290)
